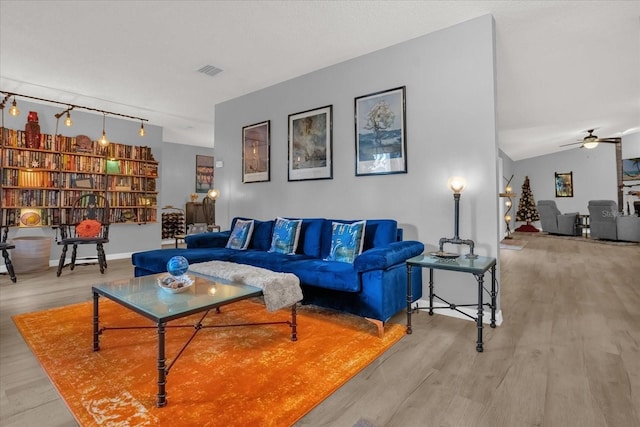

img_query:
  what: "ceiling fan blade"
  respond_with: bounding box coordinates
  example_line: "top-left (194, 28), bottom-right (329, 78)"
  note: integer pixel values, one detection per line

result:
top-left (560, 142), bottom-right (583, 147)
top-left (596, 138), bottom-right (621, 143)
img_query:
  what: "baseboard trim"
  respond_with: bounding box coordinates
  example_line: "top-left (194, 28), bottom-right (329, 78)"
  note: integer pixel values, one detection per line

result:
top-left (413, 298), bottom-right (503, 326)
top-left (1, 252), bottom-right (134, 274)
top-left (49, 252), bottom-right (134, 267)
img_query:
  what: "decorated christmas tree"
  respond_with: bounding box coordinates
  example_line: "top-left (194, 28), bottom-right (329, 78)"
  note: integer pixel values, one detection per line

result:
top-left (515, 176), bottom-right (540, 232)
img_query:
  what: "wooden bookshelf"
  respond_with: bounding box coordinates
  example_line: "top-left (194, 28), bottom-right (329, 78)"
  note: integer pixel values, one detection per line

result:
top-left (1, 127), bottom-right (158, 228)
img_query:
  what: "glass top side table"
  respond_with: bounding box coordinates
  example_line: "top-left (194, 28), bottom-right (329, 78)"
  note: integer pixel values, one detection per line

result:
top-left (406, 253), bottom-right (497, 352)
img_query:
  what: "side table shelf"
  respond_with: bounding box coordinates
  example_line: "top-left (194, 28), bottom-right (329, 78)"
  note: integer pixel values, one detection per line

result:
top-left (406, 253), bottom-right (497, 352)
top-left (576, 214), bottom-right (590, 238)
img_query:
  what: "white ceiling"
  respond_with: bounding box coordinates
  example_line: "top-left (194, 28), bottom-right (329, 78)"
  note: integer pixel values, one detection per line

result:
top-left (1, 1), bottom-right (639, 161)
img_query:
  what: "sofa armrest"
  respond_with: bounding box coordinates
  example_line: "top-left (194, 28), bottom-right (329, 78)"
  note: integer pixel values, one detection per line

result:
top-left (185, 231), bottom-right (231, 249)
top-left (557, 213), bottom-right (578, 235)
top-left (353, 240), bottom-right (425, 273)
top-left (617, 216), bottom-right (640, 242)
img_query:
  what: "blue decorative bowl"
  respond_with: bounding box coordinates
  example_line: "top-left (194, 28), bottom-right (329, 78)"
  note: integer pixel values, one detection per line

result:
top-left (167, 256), bottom-right (189, 277)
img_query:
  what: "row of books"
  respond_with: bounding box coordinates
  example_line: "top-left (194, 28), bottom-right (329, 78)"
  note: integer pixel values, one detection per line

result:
top-left (2, 129), bottom-right (155, 161)
top-left (2, 170), bottom-right (59, 187)
top-left (60, 154), bottom-right (106, 173)
top-left (2, 148), bottom-right (58, 169)
top-left (104, 192), bottom-right (157, 207)
top-left (2, 189), bottom-right (60, 208)
top-left (107, 144), bottom-right (155, 161)
top-left (106, 159), bottom-right (157, 176)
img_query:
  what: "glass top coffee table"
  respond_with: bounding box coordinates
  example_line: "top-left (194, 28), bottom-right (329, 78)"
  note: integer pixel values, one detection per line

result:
top-left (92, 273), bottom-right (298, 407)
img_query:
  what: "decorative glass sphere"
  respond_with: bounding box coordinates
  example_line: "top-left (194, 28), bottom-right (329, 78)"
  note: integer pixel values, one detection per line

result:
top-left (167, 256), bottom-right (189, 277)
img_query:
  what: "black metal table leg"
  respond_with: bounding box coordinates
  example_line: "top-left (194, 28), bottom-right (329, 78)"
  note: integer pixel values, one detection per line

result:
top-left (476, 273), bottom-right (484, 352)
top-left (428, 268), bottom-right (434, 315)
top-left (406, 264), bottom-right (413, 334)
top-left (490, 265), bottom-right (497, 328)
top-left (93, 292), bottom-right (100, 351)
top-left (290, 303), bottom-right (298, 341)
top-left (157, 322), bottom-right (167, 407)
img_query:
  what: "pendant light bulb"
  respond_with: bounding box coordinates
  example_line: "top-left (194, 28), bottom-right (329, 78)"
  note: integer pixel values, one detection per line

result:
top-left (9, 97), bottom-right (19, 116)
top-left (64, 111), bottom-right (73, 127)
top-left (99, 131), bottom-right (109, 147)
top-left (139, 121), bottom-right (145, 137)
top-left (98, 113), bottom-right (109, 147)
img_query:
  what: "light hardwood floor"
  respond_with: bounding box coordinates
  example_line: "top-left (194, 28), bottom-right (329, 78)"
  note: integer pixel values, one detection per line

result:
top-left (1, 234), bottom-right (638, 427)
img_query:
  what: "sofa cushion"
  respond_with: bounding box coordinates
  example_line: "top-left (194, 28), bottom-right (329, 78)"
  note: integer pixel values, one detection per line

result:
top-left (131, 248), bottom-right (232, 275)
top-left (268, 217), bottom-right (302, 254)
top-left (362, 220), bottom-right (399, 249)
top-left (229, 250), bottom-right (312, 271)
top-left (325, 220), bottom-right (366, 263)
top-left (226, 219), bottom-right (254, 250)
top-left (284, 259), bottom-right (361, 292)
top-left (294, 218), bottom-right (324, 257)
top-left (320, 219), bottom-right (398, 258)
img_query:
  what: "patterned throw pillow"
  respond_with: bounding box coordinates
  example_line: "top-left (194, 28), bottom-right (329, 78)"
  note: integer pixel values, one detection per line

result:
top-left (268, 217), bottom-right (302, 255)
top-left (225, 219), bottom-right (255, 250)
top-left (76, 219), bottom-right (102, 238)
top-left (325, 220), bottom-right (366, 263)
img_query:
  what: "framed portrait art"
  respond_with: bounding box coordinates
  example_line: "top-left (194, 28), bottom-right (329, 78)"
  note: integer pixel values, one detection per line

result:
top-left (288, 105), bottom-right (333, 181)
top-left (195, 155), bottom-right (214, 193)
top-left (355, 86), bottom-right (407, 176)
top-left (242, 120), bottom-right (270, 183)
top-left (555, 171), bottom-right (573, 197)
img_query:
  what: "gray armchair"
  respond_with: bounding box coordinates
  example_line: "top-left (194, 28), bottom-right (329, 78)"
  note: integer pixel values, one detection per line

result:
top-left (588, 200), bottom-right (640, 242)
top-left (537, 200), bottom-right (580, 236)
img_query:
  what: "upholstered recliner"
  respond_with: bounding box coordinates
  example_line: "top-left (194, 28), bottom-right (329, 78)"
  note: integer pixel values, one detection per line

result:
top-left (537, 200), bottom-right (580, 236)
top-left (588, 200), bottom-right (640, 242)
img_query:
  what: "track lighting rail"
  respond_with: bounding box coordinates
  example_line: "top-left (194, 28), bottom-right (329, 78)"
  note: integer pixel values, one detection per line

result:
top-left (0, 90), bottom-right (148, 123)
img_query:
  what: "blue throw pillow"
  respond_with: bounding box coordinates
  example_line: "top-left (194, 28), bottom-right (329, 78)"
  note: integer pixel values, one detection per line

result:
top-left (325, 220), bottom-right (366, 263)
top-left (268, 217), bottom-right (302, 255)
top-left (226, 219), bottom-right (254, 250)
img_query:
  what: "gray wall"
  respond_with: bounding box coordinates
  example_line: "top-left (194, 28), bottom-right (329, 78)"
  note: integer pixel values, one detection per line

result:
top-left (3, 99), bottom-right (165, 260)
top-left (214, 16), bottom-right (500, 307)
top-left (513, 132), bottom-right (640, 222)
top-left (159, 142), bottom-right (215, 213)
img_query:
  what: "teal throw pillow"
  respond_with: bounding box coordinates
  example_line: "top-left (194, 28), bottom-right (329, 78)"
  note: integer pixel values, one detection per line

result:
top-left (268, 217), bottom-right (302, 255)
top-left (325, 220), bottom-right (366, 263)
top-left (225, 219), bottom-right (255, 250)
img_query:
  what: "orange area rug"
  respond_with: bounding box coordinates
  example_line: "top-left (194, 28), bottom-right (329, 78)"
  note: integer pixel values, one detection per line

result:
top-left (13, 298), bottom-right (405, 426)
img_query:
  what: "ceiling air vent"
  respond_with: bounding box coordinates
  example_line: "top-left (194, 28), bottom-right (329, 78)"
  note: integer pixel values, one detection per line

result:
top-left (197, 65), bottom-right (223, 77)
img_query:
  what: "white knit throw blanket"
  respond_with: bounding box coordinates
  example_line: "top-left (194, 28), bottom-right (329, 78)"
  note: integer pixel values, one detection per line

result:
top-left (188, 260), bottom-right (302, 312)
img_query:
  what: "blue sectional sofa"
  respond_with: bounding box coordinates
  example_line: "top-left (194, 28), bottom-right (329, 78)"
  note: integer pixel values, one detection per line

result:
top-left (132, 217), bottom-right (424, 330)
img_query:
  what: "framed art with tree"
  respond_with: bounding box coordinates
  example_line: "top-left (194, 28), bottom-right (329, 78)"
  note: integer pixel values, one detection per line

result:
top-left (354, 86), bottom-right (407, 176)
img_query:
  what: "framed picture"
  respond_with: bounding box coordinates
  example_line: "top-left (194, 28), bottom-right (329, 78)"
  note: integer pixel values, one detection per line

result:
top-left (555, 171), bottom-right (573, 197)
top-left (622, 157), bottom-right (640, 181)
top-left (195, 155), bottom-right (214, 193)
top-left (242, 121), bottom-right (270, 183)
top-left (288, 105), bottom-right (333, 181)
top-left (354, 86), bottom-right (407, 176)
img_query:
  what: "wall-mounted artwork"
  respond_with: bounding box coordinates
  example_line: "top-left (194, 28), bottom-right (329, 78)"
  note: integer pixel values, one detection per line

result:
top-left (622, 157), bottom-right (640, 181)
top-left (195, 155), bottom-right (214, 193)
top-left (288, 105), bottom-right (333, 181)
top-left (355, 86), bottom-right (407, 176)
top-left (242, 121), bottom-right (270, 183)
top-left (555, 171), bottom-right (573, 197)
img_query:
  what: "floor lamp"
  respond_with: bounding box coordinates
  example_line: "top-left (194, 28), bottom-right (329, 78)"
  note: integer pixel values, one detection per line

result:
top-left (499, 175), bottom-right (517, 239)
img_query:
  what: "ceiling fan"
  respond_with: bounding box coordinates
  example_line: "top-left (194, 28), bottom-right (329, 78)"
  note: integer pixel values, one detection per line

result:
top-left (560, 129), bottom-right (621, 149)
